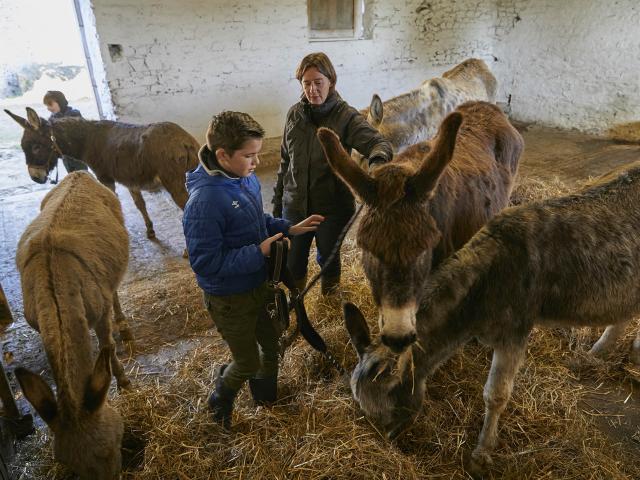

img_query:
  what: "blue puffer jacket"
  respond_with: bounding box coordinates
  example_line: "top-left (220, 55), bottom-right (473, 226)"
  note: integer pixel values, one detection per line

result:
top-left (183, 152), bottom-right (291, 296)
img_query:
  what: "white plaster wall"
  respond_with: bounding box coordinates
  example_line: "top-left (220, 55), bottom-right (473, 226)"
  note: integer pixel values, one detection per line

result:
top-left (85, 0), bottom-right (497, 139)
top-left (493, 0), bottom-right (640, 134)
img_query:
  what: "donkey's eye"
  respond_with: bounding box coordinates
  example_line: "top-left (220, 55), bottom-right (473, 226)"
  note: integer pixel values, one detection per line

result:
top-left (32, 145), bottom-right (41, 154)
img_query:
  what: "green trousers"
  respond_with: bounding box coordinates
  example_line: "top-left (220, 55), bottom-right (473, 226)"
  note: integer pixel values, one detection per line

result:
top-left (204, 282), bottom-right (279, 391)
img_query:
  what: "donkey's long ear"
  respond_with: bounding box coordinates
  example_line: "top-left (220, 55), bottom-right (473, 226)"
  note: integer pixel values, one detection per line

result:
top-left (408, 112), bottom-right (463, 199)
top-left (317, 127), bottom-right (377, 205)
top-left (4, 109), bottom-right (31, 130)
top-left (25, 107), bottom-right (42, 131)
top-left (368, 94), bottom-right (384, 127)
top-left (343, 302), bottom-right (371, 358)
top-left (84, 347), bottom-right (113, 412)
top-left (15, 367), bottom-right (58, 426)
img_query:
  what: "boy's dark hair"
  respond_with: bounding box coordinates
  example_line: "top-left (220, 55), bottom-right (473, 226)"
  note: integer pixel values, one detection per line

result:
top-left (206, 111), bottom-right (265, 153)
top-left (295, 52), bottom-right (337, 88)
top-left (43, 91), bottom-right (69, 109)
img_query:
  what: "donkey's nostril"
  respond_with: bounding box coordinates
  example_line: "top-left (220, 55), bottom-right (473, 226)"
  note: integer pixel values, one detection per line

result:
top-left (381, 332), bottom-right (417, 353)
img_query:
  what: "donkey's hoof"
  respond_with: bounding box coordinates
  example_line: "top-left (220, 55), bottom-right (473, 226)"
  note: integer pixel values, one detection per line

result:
top-left (465, 450), bottom-right (493, 479)
top-left (117, 377), bottom-right (133, 392)
top-left (118, 327), bottom-right (134, 343)
top-left (146, 229), bottom-right (156, 239)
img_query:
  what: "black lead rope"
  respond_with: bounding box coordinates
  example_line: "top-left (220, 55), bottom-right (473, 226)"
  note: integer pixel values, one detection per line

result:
top-left (49, 130), bottom-right (64, 185)
top-left (295, 203), bottom-right (364, 301)
top-left (269, 204), bottom-right (364, 375)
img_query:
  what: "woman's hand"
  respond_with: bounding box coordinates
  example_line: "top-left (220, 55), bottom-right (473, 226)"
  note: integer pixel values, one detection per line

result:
top-left (288, 214), bottom-right (325, 236)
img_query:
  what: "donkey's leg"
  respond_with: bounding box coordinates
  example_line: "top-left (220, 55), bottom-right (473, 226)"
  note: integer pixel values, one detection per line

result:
top-left (468, 343), bottom-right (526, 474)
top-left (112, 292), bottom-right (133, 343)
top-left (128, 189), bottom-right (156, 239)
top-left (631, 328), bottom-right (640, 365)
top-left (588, 322), bottom-right (628, 358)
top-left (160, 175), bottom-right (189, 210)
top-left (96, 176), bottom-right (116, 192)
top-left (95, 310), bottom-right (131, 390)
top-left (160, 178), bottom-right (190, 257)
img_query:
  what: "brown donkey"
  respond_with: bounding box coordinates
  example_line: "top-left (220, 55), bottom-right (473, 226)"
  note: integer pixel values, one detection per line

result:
top-left (15, 171), bottom-right (130, 479)
top-left (343, 161), bottom-right (640, 476)
top-left (5, 107), bottom-right (199, 240)
top-left (318, 101), bottom-right (523, 353)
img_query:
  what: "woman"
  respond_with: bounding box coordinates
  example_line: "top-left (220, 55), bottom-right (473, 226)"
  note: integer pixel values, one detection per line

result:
top-left (273, 52), bottom-right (392, 295)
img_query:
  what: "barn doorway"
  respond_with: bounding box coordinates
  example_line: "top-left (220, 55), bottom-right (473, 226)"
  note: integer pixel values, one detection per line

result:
top-left (0, 0), bottom-right (107, 426)
top-left (0, 0), bottom-right (102, 195)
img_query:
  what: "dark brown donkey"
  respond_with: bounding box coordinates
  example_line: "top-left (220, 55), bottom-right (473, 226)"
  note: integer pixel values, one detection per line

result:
top-left (343, 160), bottom-right (640, 476)
top-left (318, 101), bottom-right (523, 353)
top-left (5, 107), bottom-right (199, 240)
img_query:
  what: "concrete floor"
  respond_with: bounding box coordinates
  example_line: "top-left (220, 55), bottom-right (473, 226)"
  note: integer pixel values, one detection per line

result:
top-left (1, 123), bottom-right (639, 456)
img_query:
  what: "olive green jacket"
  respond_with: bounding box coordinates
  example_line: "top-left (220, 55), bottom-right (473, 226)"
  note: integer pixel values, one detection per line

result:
top-left (273, 93), bottom-right (392, 222)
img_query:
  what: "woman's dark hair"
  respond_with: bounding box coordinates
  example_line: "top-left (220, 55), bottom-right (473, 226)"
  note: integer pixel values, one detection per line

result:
top-left (295, 52), bottom-right (337, 88)
top-left (206, 111), bottom-right (265, 153)
top-left (43, 91), bottom-right (68, 109)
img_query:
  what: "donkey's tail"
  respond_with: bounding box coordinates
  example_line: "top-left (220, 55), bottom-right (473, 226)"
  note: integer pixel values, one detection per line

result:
top-left (31, 250), bottom-right (94, 408)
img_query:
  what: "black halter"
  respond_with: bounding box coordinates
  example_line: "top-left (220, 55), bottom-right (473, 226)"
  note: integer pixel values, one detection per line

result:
top-left (44, 126), bottom-right (64, 184)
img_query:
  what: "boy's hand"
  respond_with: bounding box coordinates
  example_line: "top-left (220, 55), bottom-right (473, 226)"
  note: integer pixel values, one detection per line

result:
top-left (288, 214), bottom-right (325, 236)
top-left (260, 233), bottom-right (285, 257)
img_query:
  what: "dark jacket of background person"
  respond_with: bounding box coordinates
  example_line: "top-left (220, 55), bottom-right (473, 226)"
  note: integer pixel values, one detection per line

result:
top-left (50, 105), bottom-right (82, 120)
top-left (273, 92), bottom-right (392, 223)
top-left (183, 147), bottom-right (291, 295)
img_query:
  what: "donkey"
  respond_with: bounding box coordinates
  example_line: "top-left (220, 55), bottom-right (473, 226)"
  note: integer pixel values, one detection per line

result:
top-left (5, 107), bottom-right (199, 240)
top-left (361, 58), bottom-right (497, 155)
top-left (15, 171), bottom-right (130, 479)
top-left (343, 160), bottom-right (640, 475)
top-left (318, 101), bottom-right (523, 353)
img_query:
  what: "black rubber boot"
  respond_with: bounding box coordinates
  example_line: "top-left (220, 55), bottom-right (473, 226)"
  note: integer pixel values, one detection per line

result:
top-left (321, 275), bottom-right (340, 296)
top-left (207, 364), bottom-right (237, 430)
top-left (248, 375), bottom-right (278, 406)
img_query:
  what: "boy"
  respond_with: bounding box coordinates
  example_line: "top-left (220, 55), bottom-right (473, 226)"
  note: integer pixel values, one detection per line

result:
top-left (43, 90), bottom-right (88, 173)
top-left (183, 111), bottom-right (323, 429)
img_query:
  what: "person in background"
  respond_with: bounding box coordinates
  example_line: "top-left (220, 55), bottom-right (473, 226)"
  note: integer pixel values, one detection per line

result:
top-left (183, 111), bottom-right (323, 429)
top-left (43, 90), bottom-right (88, 173)
top-left (273, 52), bottom-right (392, 296)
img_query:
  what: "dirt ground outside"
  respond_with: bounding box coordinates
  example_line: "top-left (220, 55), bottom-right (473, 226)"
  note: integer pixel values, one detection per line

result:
top-left (1, 119), bottom-right (639, 477)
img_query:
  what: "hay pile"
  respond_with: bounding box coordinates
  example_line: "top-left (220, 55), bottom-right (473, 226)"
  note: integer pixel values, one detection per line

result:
top-left (11, 177), bottom-right (640, 479)
top-left (120, 265), bottom-right (211, 354)
top-left (509, 175), bottom-right (575, 206)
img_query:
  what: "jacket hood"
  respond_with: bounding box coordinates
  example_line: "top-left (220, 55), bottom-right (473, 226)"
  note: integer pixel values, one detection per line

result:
top-left (186, 145), bottom-right (243, 194)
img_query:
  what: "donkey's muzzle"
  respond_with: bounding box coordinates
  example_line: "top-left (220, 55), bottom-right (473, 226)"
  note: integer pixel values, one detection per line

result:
top-left (381, 332), bottom-right (417, 353)
top-left (30, 175), bottom-right (46, 184)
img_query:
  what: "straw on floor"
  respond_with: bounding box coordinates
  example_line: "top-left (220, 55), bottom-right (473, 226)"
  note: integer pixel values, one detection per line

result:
top-left (11, 176), bottom-right (640, 480)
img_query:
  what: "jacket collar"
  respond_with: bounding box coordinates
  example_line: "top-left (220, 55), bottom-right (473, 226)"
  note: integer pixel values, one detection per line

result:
top-left (198, 145), bottom-right (240, 179)
top-left (301, 90), bottom-right (341, 123)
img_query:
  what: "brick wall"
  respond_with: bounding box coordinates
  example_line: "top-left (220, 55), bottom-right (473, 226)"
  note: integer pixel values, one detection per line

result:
top-left (79, 0), bottom-right (496, 139)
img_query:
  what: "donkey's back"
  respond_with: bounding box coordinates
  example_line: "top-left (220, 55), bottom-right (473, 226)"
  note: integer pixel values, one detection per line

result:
top-left (399, 101), bottom-right (523, 262)
top-left (17, 170), bottom-right (129, 307)
top-left (83, 119), bottom-right (198, 189)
